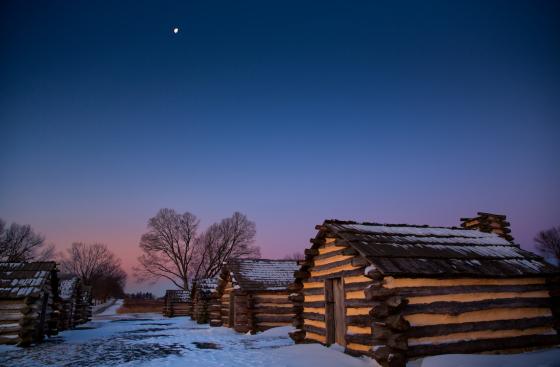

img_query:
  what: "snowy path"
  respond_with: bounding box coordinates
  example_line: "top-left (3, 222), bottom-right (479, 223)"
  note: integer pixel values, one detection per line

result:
top-left (0, 308), bottom-right (374, 367)
top-left (0, 305), bottom-right (559, 367)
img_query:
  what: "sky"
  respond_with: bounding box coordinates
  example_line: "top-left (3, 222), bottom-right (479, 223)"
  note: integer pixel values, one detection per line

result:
top-left (1, 0), bottom-right (559, 296)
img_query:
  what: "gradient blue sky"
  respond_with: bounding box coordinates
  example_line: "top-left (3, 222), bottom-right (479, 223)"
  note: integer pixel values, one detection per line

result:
top-left (1, 0), bottom-right (559, 295)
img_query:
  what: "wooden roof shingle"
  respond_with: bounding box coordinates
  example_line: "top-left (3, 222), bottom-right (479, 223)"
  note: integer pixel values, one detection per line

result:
top-left (317, 220), bottom-right (558, 278)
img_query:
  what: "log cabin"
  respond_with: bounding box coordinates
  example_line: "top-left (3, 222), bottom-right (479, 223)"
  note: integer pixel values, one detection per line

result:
top-left (192, 278), bottom-right (219, 324)
top-left (163, 289), bottom-right (191, 317)
top-left (58, 275), bottom-right (82, 330)
top-left (210, 259), bottom-right (300, 333)
top-left (76, 285), bottom-right (93, 324)
top-left (289, 215), bottom-right (560, 367)
top-left (0, 262), bottom-right (60, 346)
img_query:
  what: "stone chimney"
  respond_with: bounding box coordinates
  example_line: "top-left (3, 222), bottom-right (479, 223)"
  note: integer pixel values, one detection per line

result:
top-left (460, 212), bottom-right (514, 242)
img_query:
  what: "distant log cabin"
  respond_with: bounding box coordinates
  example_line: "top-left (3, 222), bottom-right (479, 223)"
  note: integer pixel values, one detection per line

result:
top-left (289, 214), bottom-right (560, 367)
top-left (192, 278), bottom-right (219, 324)
top-left (58, 275), bottom-right (82, 330)
top-left (0, 262), bottom-right (60, 346)
top-left (163, 290), bottom-right (191, 317)
top-left (210, 259), bottom-right (300, 333)
top-left (76, 285), bottom-right (92, 325)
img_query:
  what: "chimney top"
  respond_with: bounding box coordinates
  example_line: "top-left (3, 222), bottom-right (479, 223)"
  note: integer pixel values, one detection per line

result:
top-left (460, 212), bottom-right (514, 242)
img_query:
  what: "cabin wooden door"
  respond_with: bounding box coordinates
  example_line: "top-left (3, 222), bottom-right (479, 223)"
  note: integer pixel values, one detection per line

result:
top-left (325, 278), bottom-right (346, 346)
top-left (229, 293), bottom-right (235, 327)
top-left (36, 293), bottom-right (49, 341)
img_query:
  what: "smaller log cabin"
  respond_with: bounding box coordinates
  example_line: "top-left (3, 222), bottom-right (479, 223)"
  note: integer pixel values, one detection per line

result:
top-left (192, 278), bottom-right (219, 324)
top-left (77, 285), bottom-right (93, 324)
top-left (58, 275), bottom-right (82, 330)
top-left (290, 217), bottom-right (560, 367)
top-left (163, 290), bottom-right (191, 317)
top-left (210, 259), bottom-right (300, 333)
top-left (0, 262), bottom-right (60, 346)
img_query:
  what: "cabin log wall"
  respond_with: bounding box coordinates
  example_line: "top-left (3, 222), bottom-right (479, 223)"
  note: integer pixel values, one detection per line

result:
top-left (291, 237), bottom-right (375, 356)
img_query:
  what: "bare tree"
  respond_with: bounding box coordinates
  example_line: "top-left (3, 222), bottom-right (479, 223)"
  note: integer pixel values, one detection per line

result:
top-left (0, 218), bottom-right (51, 262)
top-left (134, 209), bottom-right (199, 290)
top-left (60, 242), bottom-right (127, 286)
top-left (535, 226), bottom-right (560, 263)
top-left (191, 212), bottom-right (260, 280)
top-left (135, 209), bottom-right (259, 290)
top-left (283, 251), bottom-right (304, 261)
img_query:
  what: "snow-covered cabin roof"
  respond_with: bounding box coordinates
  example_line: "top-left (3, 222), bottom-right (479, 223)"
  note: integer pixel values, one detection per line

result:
top-left (59, 275), bottom-right (80, 300)
top-left (312, 220), bottom-right (559, 278)
top-left (192, 277), bottom-right (219, 298)
top-left (165, 289), bottom-right (190, 302)
top-left (0, 262), bottom-right (58, 299)
top-left (224, 259), bottom-right (299, 292)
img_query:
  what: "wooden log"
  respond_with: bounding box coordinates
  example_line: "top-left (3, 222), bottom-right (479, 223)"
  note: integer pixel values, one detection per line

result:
top-left (253, 307), bottom-right (294, 314)
top-left (294, 270), bottom-right (311, 280)
top-left (386, 296), bottom-right (407, 309)
top-left (346, 315), bottom-right (371, 327)
top-left (365, 285), bottom-right (397, 301)
top-left (352, 257), bottom-right (369, 267)
top-left (370, 303), bottom-right (390, 319)
top-left (403, 297), bottom-right (552, 316)
top-left (396, 284), bottom-right (552, 297)
top-left (408, 316), bottom-right (556, 338)
top-left (406, 334), bottom-right (560, 358)
top-left (289, 294), bottom-right (304, 303)
top-left (364, 267), bottom-right (384, 281)
top-left (385, 314), bottom-right (410, 331)
top-left (342, 247), bottom-right (359, 256)
top-left (303, 287), bottom-right (324, 295)
top-left (346, 299), bottom-right (375, 308)
top-left (303, 301), bottom-right (326, 308)
top-left (387, 333), bottom-right (407, 350)
top-left (255, 315), bottom-right (293, 323)
top-left (303, 324), bottom-right (327, 336)
top-left (387, 352), bottom-right (407, 367)
top-left (292, 318), bottom-right (304, 328)
top-left (306, 267), bottom-right (364, 282)
top-left (344, 281), bottom-right (373, 292)
top-left (289, 329), bottom-right (306, 343)
top-left (302, 312), bottom-right (325, 321)
top-left (305, 248), bottom-right (319, 256)
top-left (371, 345), bottom-right (391, 361)
top-left (345, 333), bottom-right (373, 345)
top-left (311, 257), bottom-right (355, 273)
top-left (310, 236), bottom-right (325, 243)
top-left (287, 282), bottom-right (303, 292)
top-left (372, 324), bottom-right (392, 340)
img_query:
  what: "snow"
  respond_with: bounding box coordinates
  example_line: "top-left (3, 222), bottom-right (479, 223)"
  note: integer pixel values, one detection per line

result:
top-left (97, 299), bottom-right (124, 316)
top-left (411, 350), bottom-right (560, 367)
top-left (364, 264), bottom-right (377, 274)
top-left (0, 302), bottom-right (558, 367)
top-left (343, 224), bottom-right (510, 245)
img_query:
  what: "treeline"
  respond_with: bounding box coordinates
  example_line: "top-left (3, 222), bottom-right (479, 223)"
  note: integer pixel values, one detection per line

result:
top-left (126, 292), bottom-right (156, 300)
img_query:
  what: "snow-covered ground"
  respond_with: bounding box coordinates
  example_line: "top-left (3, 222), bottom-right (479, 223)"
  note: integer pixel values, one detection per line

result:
top-left (0, 302), bottom-right (559, 367)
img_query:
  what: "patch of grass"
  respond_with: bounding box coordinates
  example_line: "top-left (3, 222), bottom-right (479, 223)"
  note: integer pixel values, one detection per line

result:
top-left (117, 299), bottom-right (164, 314)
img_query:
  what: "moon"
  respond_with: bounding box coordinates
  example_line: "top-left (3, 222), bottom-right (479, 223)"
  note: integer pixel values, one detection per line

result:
top-left (173, 27), bottom-right (180, 34)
